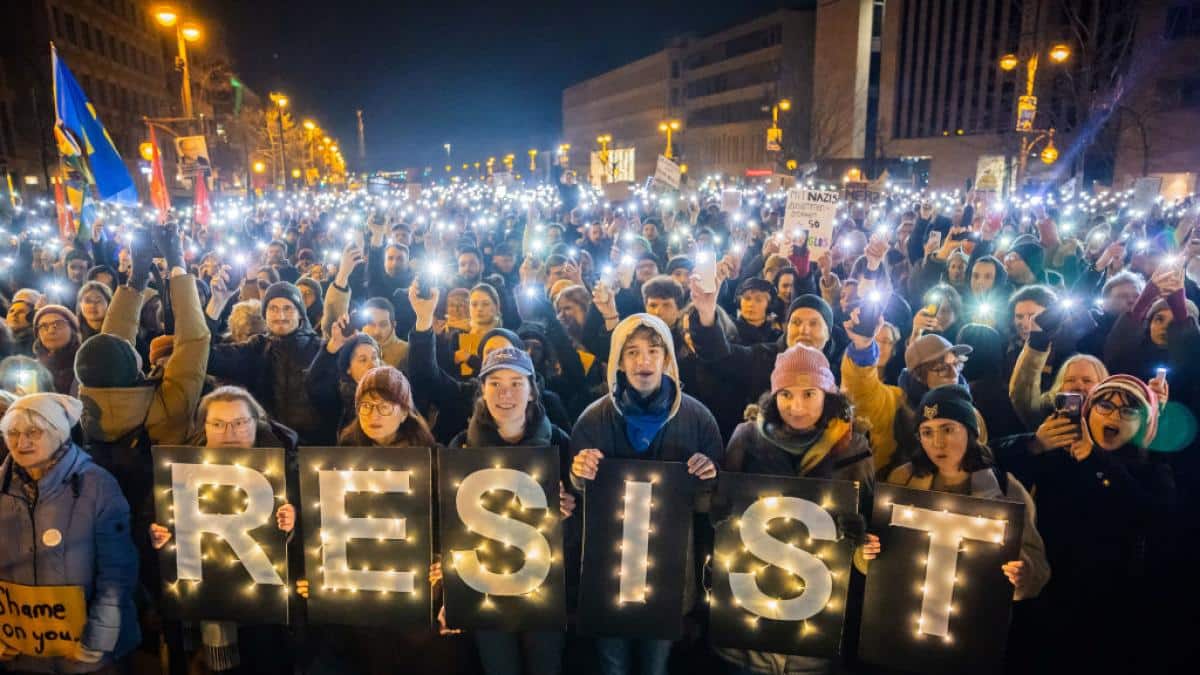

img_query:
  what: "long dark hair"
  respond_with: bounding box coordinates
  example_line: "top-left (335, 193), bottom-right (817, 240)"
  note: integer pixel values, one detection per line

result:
top-left (758, 388), bottom-right (853, 432)
top-left (909, 427), bottom-right (995, 477)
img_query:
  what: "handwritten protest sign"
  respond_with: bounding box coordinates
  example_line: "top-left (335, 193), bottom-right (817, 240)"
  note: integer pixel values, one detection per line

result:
top-left (783, 188), bottom-right (840, 254)
top-left (654, 155), bottom-right (681, 190)
top-left (0, 581), bottom-right (86, 657)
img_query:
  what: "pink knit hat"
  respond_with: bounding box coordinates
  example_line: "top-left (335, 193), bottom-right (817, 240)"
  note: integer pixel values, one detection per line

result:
top-left (1083, 374), bottom-right (1159, 448)
top-left (771, 343), bottom-right (836, 394)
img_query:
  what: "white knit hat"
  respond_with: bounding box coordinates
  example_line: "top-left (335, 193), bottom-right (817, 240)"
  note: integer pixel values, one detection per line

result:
top-left (1, 393), bottom-right (83, 438)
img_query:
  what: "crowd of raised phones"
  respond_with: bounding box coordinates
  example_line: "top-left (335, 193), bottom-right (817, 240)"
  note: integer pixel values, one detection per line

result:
top-left (0, 177), bottom-right (1194, 674)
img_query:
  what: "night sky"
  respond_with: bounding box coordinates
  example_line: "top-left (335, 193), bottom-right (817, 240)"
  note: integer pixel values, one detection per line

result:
top-left (206, 0), bottom-right (800, 171)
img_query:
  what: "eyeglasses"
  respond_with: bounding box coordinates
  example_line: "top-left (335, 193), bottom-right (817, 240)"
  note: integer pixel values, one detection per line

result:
top-left (205, 417), bottom-right (254, 433)
top-left (3, 428), bottom-right (45, 444)
top-left (927, 359), bottom-right (964, 377)
top-left (358, 401), bottom-right (397, 417)
top-left (37, 320), bottom-right (69, 333)
top-left (1093, 399), bottom-right (1141, 421)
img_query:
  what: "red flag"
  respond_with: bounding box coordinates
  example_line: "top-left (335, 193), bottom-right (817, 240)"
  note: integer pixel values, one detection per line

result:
top-left (148, 126), bottom-right (170, 223)
top-left (53, 178), bottom-right (72, 235)
top-left (194, 171), bottom-right (211, 227)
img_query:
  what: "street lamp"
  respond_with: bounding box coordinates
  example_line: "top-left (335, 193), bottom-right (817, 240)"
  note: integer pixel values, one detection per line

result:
top-left (503, 153), bottom-right (515, 172)
top-left (998, 44), bottom-right (1071, 185)
top-left (767, 99), bottom-right (791, 154)
top-left (270, 92), bottom-right (289, 189)
top-left (528, 149), bottom-right (538, 172)
top-left (658, 120), bottom-right (681, 160)
top-left (1040, 130), bottom-right (1059, 164)
top-left (252, 160), bottom-right (266, 174)
top-left (153, 6), bottom-right (200, 119)
top-left (596, 134), bottom-right (613, 183)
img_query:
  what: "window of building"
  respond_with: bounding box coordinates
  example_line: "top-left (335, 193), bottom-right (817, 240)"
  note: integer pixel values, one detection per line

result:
top-left (0, 101), bottom-right (16, 157)
top-left (109, 35), bottom-right (118, 61)
top-left (81, 21), bottom-right (92, 49)
top-left (685, 59), bottom-right (780, 99)
top-left (52, 7), bottom-right (64, 39)
top-left (64, 13), bottom-right (77, 43)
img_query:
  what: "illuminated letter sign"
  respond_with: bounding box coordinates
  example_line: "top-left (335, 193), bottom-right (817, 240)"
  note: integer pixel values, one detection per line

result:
top-left (577, 459), bottom-right (694, 641)
top-left (438, 446), bottom-right (565, 631)
top-left (710, 473), bottom-right (858, 657)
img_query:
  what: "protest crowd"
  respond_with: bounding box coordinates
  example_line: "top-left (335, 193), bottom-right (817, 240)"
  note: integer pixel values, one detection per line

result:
top-left (0, 170), bottom-right (1194, 675)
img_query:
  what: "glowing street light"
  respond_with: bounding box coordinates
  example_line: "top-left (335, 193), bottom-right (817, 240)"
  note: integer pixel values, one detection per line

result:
top-left (1048, 43), bottom-right (1072, 64)
top-left (998, 53), bottom-right (1019, 71)
top-left (153, 7), bottom-right (179, 27)
top-left (180, 22), bottom-right (202, 42)
top-left (152, 6), bottom-right (200, 118)
top-left (658, 120), bottom-right (681, 160)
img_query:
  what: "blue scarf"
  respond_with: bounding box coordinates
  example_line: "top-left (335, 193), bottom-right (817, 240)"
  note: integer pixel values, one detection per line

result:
top-left (615, 372), bottom-right (675, 453)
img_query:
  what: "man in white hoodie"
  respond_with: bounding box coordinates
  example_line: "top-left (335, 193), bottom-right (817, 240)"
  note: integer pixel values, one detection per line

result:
top-left (569, 313), bottom-right (722, 675)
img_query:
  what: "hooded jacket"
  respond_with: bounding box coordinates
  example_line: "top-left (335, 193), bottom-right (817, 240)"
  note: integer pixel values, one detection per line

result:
top-left (569, 313), bottom-right (724, 617)
top-left (0, 443), bottom-right (140, 673)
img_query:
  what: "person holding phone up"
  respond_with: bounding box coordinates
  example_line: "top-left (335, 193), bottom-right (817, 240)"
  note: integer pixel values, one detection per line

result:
top-left (991, 375), bottom-right (1177, 672)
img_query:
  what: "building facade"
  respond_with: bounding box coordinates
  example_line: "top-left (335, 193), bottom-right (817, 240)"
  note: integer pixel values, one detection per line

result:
top-left (1112, 0), bottom-right (1200, 192)
top-left (0, 0), bottom-right (174, 197)
top-left (562, 4), bottom-right (878, 183)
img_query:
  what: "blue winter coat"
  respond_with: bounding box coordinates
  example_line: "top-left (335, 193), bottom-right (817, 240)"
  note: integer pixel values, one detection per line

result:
top-left (0, 443), bottom-right (140, 672)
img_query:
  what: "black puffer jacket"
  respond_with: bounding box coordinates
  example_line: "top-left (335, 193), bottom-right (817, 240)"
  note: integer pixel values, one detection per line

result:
top-left (207, 327), bottom-right (327, 444)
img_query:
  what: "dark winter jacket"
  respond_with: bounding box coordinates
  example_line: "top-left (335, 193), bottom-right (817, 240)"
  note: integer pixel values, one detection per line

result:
top-left (206, 324), bottom-right (327, 444)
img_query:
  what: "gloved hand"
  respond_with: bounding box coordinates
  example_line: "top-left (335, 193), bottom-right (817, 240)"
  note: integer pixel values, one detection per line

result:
top-left (128, 230), bottom-right (155, 291)
top-left (834, 512), bottom-right (866, 548)
top-left (152, 221), bottom-right (185, 271)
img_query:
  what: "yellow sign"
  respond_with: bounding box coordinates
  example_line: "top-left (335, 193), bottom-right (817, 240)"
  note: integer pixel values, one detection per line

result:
top-left (1016, 96), bottom-right (1037, 132)
top-left (0, 580), bottom-right (87, 657)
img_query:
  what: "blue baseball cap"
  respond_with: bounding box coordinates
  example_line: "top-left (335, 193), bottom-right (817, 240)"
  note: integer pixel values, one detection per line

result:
top-left (478, 346), bottom-right (535, 379)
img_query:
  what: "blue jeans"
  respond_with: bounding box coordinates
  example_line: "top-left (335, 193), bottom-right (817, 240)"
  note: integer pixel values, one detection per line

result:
top-left (594, 637), bottom-right (672, 675)
top-left (474, 630), bottom-right (564, 675)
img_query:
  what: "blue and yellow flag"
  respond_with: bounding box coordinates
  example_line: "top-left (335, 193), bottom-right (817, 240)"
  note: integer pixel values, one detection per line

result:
top-left (52, 44), bottom-right (137, 203)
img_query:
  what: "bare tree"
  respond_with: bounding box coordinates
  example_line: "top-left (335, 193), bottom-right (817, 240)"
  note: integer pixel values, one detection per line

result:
top-left (1038, 0), bottom-right (1141, 181)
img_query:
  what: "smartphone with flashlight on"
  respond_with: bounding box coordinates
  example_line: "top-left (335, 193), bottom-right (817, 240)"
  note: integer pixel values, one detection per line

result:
top-left (851, 291), bottom-right (885, 338)
top-left (417, 261), bottom-right (442, 299)
top-left (695, 250), bottom-right (718, 294)
top-left (1054, 392), bottom-right (1083, 434)
top-left (925, 229), bottom-right (942, 250)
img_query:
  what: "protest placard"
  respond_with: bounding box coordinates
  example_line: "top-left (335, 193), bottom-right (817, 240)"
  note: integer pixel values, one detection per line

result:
top-left (299, 446), bottom-right (433, 627)
top-left (577, 459), bottom-right (694, 640)
top-left (152, 445), bottom-right (289, 624)
top-left (859, 484), bottom-right (1025, 674)
top-left (783, 188), bottom-right (841, 254)
top-left (0, 581), bottom-right (86, 658)
top-left (438, 446), bottom-right (565, 631)
top-left (709, 473), bottom-right (859, 657)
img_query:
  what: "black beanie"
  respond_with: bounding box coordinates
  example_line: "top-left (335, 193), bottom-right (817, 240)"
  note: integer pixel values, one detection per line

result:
top-left (1010, 237), bottom-right (1045, 282)
top-left (787, 294), bottom-right (833, 332)
top-left (476, 327), bottom-right (524, 361)
top-left (261, 281), bottom-right (309, 327)
top-left (917, 384), bottom-right (979, 437)
top-left (75, 334), bottom-right (143, 388)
